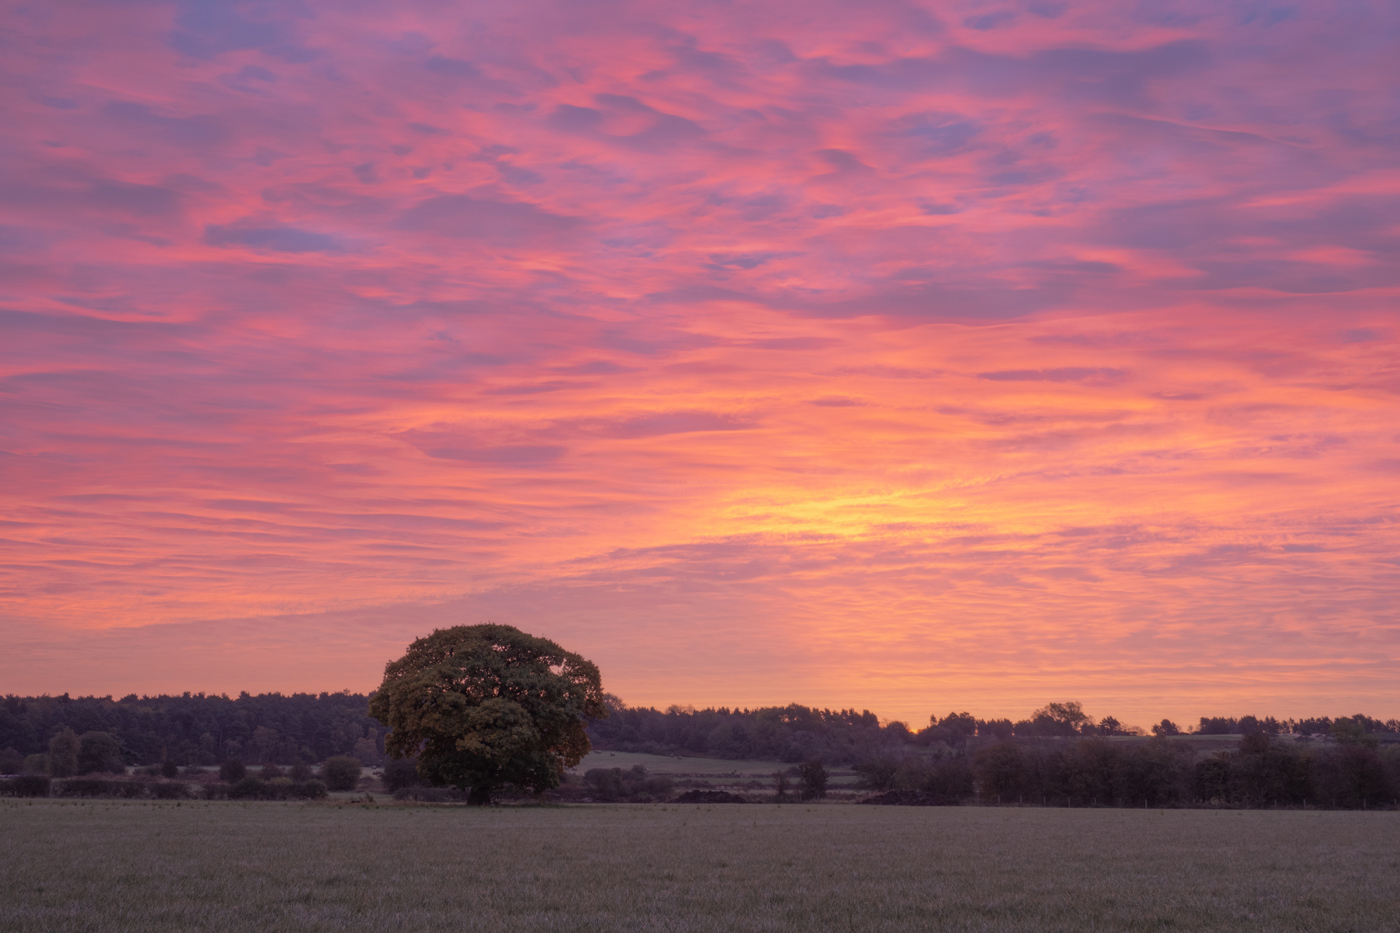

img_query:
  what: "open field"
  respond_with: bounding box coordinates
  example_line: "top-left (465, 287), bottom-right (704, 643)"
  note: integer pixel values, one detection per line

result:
top-left (3, 801), bottom-right (1398, 932)
top-left (573, 750), bottom-right (790, 776)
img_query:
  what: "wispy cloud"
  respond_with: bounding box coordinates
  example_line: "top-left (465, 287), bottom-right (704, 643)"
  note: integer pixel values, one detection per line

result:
top-left (1, 0), bottom-right (1398, 722)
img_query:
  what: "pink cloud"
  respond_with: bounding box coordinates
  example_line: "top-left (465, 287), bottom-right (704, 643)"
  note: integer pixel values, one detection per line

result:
top-left (0, 0), bottom-right (1397, 723)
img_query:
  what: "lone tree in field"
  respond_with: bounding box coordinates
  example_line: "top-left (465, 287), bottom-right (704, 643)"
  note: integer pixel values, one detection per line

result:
top-left (369, 624), bottom-right (606, 805)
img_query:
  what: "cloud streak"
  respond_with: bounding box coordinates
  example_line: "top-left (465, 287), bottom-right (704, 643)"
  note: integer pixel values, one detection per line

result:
top-left (0, 0), bottom-right (1397, 723)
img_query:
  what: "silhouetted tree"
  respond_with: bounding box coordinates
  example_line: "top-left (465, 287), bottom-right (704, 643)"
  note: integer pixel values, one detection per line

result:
top-left (369, 624), bottom-right (606, 805)
top-left (798, 759), bottom-right (828, 799)
top-left (77, 732), bottom-right (124, 774)
top-left (1151, 719), bottom-right (1180, 736)
top-left (978, 718), bottom-right (1014, 740)
top-left (48, 727), bottom-right (79, 777)
top-left (853, 756), bottom-right (901, 792)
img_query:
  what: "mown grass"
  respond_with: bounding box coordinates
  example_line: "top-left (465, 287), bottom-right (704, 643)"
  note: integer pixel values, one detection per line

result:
top-left (2, 800), bottom-right (1397, 932)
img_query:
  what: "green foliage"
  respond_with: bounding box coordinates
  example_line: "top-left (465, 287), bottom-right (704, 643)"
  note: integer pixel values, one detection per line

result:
top-left (1331, 717), bottom-right (1380, 748)
top-left (77, 731), bottom-right (125, 774)
top-left (48, 727), bottom-right (79, 777)
top-left (369, 624), bottom-right (606, 804)
top-left (798, 759), bottom-right (828, 799)
top-left (322, 755), bottom-right (362, 791)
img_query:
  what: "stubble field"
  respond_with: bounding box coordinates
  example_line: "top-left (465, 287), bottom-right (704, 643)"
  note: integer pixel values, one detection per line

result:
top-left (2, 799), bottom-right (1397, 932)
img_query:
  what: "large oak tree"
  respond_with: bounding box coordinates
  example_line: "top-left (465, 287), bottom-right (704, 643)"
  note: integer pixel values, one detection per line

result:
top-left (369, 624), bottom-right (605, 804)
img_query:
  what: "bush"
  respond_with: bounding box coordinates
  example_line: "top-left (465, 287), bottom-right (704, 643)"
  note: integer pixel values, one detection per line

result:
top-left (160, 760), bottom-right (180, 779)
top-left (582, 765), bottom-right (673, 802)
top-left (289, 761), bottom-right (313, 782)
top-left (219, 759), bottom-right (246, 783)
top-left (55, 778), bottom-right (144, 799)
top-left (322, 756), bottom-right (362, 792)
top-left (293, 779), bottom-right (327, 799)
top-left (229, 776), bottom-right (268, 800)
top-left (151, 782), bottom-right (188, 800)
top-left (23, 753), bottom-right (48, 775)
top-left (259, 763), bottom-right (285, 780)
top-left (0, 775), bottom-right (51, 797)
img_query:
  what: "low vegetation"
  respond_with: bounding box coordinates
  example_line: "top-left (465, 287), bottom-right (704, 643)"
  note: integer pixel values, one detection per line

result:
top-left (1, 800), bottom-right (1396, 932)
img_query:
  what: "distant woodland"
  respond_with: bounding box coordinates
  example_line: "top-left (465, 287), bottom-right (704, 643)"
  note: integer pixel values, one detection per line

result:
top-left (0, 692), bottom-right (383, 768)
top-left (4, 691), bottom-right (1397, 808)
top-left (1, 692), bottom-right (1395, 769)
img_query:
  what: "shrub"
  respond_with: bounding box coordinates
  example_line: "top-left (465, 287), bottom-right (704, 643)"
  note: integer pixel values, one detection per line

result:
top-left (292, 780), bottom-right (327, 799)
top-left (151, 782), bottom-right (188, 800)
top-left (219, 759), bottom-right (246, 782)
top-left (322, 756), bottom-right (362, 792)
top-left (0, 775), bottom-right (51, 797)
top-left (229, 776), bottom-right (268, 800)
top-left (289, 760), bottom-right (313, 782)
top-left (582, 765), bottom-right (674, 802)
top-left (259, 763), bottom-right (285, 780)
top-left (23, 753), bottom-right (48, 775)
top-left (160, 760), bottom-right (180, 779)
top-left (56, 778), bottom-right (144, 799)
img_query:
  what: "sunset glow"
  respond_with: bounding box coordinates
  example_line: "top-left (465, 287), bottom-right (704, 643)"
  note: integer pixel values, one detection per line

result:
top-left (2, 0), bottom-right (1397, 725)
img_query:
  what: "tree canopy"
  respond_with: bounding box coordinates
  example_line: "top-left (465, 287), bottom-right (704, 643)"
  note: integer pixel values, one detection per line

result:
top-left (368, 624), bottom-right (605, 804)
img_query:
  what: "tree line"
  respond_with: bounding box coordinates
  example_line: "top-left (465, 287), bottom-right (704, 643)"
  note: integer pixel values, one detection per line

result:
top-left (2, 689), bottom-right (1396, 779)
top-left (0, 692), bottom-right (384, 771)
top-left (964, 731), bottom-right (1400, 809)
top-left (586, 699), bottom-right (1399, 763)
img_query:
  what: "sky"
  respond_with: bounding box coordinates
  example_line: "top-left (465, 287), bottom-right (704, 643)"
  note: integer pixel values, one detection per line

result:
top-left (2, 0), bottom-right (1398, 728)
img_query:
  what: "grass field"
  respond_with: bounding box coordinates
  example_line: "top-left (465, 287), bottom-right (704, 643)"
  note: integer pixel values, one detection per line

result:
top-left (2, 800), bottom-right (1397, 932)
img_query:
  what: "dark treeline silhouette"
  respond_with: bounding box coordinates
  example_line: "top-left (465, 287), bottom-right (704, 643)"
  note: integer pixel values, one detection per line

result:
top-left (0, 692), bottom-right (383, 769)
top-left (586, 698), bottom-right (1399, 764)
top-left (971, 733), bottom-right (1400, 809)
top-left (587, 700), bottom-right (893, 764)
